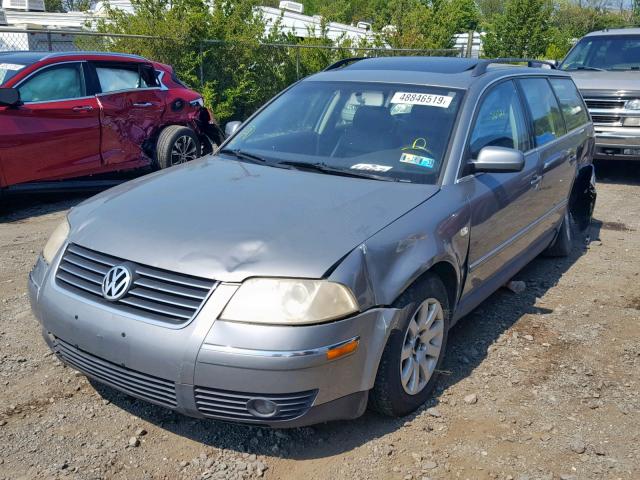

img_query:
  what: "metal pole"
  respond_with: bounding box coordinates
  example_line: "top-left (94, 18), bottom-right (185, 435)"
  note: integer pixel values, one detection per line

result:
top-left (47, 31), bottom-right (52, 52)
top-left (466, 30), bottom-right (474, 58)
top-left (296, 46), bottom-right (300, 79)
top-left (199, 42), bottom-right (204, 86)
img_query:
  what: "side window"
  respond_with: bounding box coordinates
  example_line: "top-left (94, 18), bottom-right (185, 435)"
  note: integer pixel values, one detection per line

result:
top-left (95, 63), bottom-right (157, 93)
top-left (18, 63), bottom-right (84, 103)
top-left (469, 80), bottom-right (530, 159)
top-left (519, 78), bottom-right (566, 147)
top-left (549, 78), bottom-right (589, 131)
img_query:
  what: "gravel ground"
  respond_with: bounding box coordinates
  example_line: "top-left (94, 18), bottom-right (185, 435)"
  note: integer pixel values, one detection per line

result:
top-left (1, 161), bottom-right (639, 480)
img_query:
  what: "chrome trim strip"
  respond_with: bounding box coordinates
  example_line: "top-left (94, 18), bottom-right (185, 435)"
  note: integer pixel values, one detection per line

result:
top-left (469, 200), bottom-right (567, 272)
top-left (201, 336), bottom-right (360, 359)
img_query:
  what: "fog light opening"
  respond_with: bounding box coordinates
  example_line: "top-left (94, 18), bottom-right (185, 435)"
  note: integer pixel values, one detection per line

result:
top-left (246, 398), bottom-right (279, 418)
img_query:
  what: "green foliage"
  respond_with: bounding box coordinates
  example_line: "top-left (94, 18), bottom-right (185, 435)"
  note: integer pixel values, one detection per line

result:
top-left (483, 0), bottom-right (552, 58)
top-left (92, 0), bottom-right (640, 123)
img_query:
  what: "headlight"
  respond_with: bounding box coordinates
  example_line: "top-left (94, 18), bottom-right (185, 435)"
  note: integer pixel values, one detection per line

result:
top-left (220, 278), bottom-right (359, 325)
top-left (42, 218), bottom-right (69, 264)
top-left (625, 99), bottom-right (640, 110)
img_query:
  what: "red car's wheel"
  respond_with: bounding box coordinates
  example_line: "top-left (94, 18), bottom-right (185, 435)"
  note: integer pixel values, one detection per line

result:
top-left (156, 126), bottom-right (201, 169)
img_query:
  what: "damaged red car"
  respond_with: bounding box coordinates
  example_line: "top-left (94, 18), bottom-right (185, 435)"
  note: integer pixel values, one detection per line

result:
top-left (0, 51), bottom-right (223, 192)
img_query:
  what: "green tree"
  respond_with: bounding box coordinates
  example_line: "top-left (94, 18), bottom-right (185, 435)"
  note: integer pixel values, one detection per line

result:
top-left (483, 0), bottom-right (553, 58)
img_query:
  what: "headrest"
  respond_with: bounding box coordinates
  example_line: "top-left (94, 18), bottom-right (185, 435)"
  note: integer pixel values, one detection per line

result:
top-left (352, 106), bottom-right (392, 133)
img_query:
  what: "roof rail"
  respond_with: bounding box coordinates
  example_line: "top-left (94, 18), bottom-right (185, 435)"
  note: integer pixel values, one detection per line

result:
top-left (324, 57), bottom-right (366, 71)
top-left (602, 24), bottom-right (640, 31)
top-left (472, 58), bottom-right (556, 76)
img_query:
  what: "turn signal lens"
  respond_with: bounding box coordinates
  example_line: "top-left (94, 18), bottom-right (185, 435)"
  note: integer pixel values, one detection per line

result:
top-left (326, 338), bottom-right (359, 361)
top-left (623, 116), bottom-right (640, 127)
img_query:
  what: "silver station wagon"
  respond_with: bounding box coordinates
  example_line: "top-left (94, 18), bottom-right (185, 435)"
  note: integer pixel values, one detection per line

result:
top-left (29, 57), bottom-right (597, 427)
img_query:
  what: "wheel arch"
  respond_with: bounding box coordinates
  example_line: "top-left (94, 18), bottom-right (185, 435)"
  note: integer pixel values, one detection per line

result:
top-left (392, 259), bottom-right (460, 314)
top-left (569, 164), bottom-right (596, 231)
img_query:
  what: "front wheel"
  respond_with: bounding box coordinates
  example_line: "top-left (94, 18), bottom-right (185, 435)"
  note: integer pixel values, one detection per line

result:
top-left (156, 125), bottom-right (201, 169)
top-left (369, 274), bottom-right (450, 417)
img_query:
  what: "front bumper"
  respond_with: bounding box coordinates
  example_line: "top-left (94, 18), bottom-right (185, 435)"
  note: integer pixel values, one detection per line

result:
top-left (28, 255), bottom-right (401, 427)
top-left (593, 127), bottom-right (640, 160)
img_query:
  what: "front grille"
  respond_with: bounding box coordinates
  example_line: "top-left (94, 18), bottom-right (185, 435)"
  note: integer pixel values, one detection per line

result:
top-left (585, 98), bottom-right (626, 110)
top-left (194, 386), bottom-right (317, 423)
top-left (55, 244), bottom-right (217, 324)
top-left (54, 337), bottom-right (177, 408)
top-left (591, 114), bottom-right (622, 126)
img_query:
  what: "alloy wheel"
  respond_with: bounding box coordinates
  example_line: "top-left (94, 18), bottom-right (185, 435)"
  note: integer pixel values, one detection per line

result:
top-left (400, 298), bottom-right (445, 395)
top-left (170, 135), bottom-right (198, 166)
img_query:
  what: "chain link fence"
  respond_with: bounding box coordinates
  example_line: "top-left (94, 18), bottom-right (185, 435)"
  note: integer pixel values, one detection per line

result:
top-left (0, 28), bottom-right (463, 121)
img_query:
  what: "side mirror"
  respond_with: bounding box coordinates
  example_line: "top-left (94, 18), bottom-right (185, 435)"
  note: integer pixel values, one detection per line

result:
top-left (471, 146), bottom-right (525, 173)
top-left (0, 87), bottom-right (21, 107)
top-left (225, 121), bottom-right (242, 137)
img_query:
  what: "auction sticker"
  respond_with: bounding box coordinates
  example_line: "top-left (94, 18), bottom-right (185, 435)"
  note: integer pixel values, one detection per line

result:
top-left (390, 92), bottom-right (453, 108)
top-left (399, 152), bottom-right (435, 168)
top-left (0, 63), bottom-right (25, 71)
top-left (351, 163), bottom-right (393, 172)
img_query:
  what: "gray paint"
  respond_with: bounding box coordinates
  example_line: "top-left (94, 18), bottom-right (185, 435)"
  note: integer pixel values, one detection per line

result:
top-left (30, 59), bottom-right (595, 426)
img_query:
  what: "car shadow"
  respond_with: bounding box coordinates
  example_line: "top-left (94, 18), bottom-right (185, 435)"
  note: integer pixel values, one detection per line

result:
top-left (0, 192), bottom-right (92, 224)
top-left (72, 161), bottom-right (629, 460)
top-left (595, 159), bottom-right (640, 185)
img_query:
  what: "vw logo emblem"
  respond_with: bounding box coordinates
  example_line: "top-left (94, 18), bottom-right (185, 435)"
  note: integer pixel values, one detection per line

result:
top-left (101, 265), bottom-right (133, 301)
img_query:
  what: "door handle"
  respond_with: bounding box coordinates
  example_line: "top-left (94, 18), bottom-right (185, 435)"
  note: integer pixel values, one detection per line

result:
top-left (72, 105), bottom-right (93, 112)
top-left (132, 102), bottom-right (153, 107)
top-left (530, 174), bottom-right (543, 187)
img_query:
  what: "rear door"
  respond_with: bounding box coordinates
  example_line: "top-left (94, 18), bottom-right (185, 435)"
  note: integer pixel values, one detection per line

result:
top-left (90, 61), bottom-right (165, 167)
top-left (0, 61), bottom-right (101, 186)
top-left (518, 77), bottom-right (572, 233)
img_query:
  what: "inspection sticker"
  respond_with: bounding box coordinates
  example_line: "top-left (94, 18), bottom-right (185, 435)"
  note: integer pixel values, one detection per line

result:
top-left (390, 92), bottom-right (453, 108)
top-left (351, 163), bottom-right (393, 172)
top-left (399, 152), bottom-right (435, 169)
top-left (0, 63), bottom-right (25, 71)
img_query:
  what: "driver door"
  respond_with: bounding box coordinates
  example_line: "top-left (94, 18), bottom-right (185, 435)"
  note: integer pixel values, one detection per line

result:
top-left (0, 62), bottom-right (101, 186)
top-left (462, 80), bottom-right (542, 295)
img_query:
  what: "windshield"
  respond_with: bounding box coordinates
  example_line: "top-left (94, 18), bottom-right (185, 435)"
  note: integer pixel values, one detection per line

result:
top-left (561, 35), bottom-right (640, 71)
top-left (223, 81), bottom-right (463, 184)
top-left (0, 62), bottom-right (26, 85)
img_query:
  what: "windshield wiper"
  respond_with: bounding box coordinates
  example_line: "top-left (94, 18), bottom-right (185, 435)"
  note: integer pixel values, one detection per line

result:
top-left (569, 66), bottom-right (606, 72)
top-left (277, 160), bottom-right (400, 182)
top-left (218, 148), bottom-right (269, 164)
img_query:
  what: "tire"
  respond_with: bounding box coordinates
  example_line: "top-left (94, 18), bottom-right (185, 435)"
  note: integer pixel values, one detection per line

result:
top-left (369, 273), bottom-right (450, 417)
top-left (544, 209), bottom-right (573, 257)
top-left (155, 125), bottom-right (201, 169)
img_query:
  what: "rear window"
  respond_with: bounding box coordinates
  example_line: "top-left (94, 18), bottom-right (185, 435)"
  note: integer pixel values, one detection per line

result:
top-left (549, 78), bottom-right (590, 131)
top-left (0, 62), bottom-right (26, 85)
top-left (519, 78), bottom-right (566, 147)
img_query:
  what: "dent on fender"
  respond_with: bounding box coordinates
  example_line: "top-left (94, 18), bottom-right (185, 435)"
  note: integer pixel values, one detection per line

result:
top-left (329, 189), bottom-right (471, 310)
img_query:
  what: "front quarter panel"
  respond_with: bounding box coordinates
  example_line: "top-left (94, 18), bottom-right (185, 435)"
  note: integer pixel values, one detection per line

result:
top-left (329, 187), bottom-right (470, 311)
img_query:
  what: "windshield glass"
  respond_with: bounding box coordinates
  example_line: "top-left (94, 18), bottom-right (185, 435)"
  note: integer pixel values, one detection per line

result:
top-left (0, 62), bottom-right (26, 85)
top-left (561, 35), bottom-right (640, 71)
top-left (223, 81), bottom-right (463, 184)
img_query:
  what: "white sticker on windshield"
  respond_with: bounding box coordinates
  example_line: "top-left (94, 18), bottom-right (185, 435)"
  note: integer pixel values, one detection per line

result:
top-left (0, 63), bottom-right (25, 71)
top-left (351, 163), bottom-right (393, 172)
top-left (390, 92), bottom-right (453, 108)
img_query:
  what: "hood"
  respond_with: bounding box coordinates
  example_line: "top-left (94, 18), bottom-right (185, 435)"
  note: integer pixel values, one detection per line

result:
top-left (68, 156), bottom-right (439, 282)
top-left (567, 70), bottom-right (640, 95)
